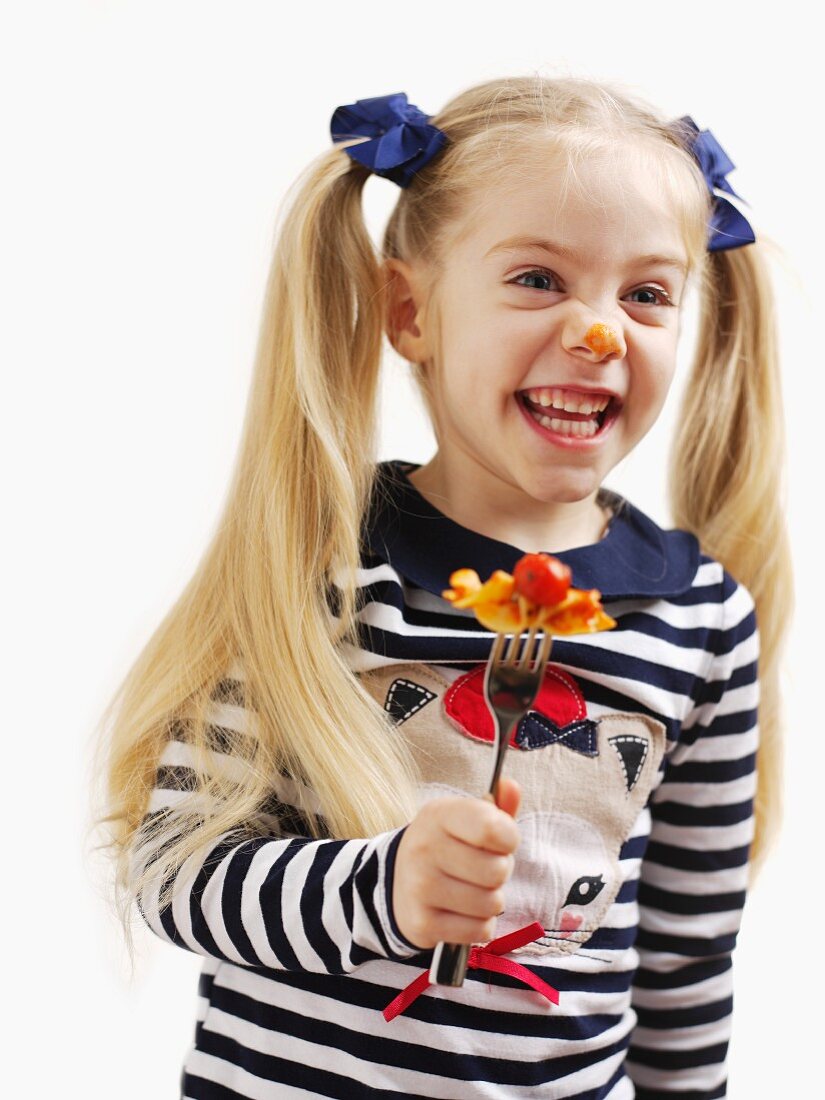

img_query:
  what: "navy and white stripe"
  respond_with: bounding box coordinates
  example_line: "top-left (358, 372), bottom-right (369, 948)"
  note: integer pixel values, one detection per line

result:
top-left (132, 459), bottom-right (759, 1098)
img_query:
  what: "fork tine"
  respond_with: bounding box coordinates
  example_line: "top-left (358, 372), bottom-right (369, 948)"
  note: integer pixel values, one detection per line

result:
top-left (498, 626), bottom-right (555, 671)
top-left (490, 631), bottom-right (506, 665)
top-left (516, 623), bottom-right (540, 669)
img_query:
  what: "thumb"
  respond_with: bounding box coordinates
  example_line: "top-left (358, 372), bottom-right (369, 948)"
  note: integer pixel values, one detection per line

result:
top-left (494, 776), bottom-right (522, 819)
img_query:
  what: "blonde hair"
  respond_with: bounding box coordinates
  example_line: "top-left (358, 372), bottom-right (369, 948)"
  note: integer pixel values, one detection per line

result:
top-left (90, 74), bottom-right (790, 958)
top-left (668, 240), bottom-right (791, 883)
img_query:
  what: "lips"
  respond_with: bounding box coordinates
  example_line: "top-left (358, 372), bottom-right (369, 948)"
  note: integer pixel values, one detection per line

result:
top-left (518, 391), bottom-right (620, 428)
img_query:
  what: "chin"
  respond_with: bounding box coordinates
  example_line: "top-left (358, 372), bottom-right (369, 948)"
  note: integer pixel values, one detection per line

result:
top-left (525, 472), bottom-right (601, 505)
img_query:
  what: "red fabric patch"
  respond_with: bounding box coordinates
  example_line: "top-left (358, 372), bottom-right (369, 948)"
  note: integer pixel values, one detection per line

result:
top-left (444, 664), bottom-right (587, 747)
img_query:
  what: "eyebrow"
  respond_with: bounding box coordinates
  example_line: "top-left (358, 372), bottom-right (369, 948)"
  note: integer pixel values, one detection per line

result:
top-left (484, 234), bottom-right (688, 275)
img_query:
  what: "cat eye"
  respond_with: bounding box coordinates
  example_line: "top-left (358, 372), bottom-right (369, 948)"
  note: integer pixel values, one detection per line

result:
top-left (563, 875), bottom-right (606, 908)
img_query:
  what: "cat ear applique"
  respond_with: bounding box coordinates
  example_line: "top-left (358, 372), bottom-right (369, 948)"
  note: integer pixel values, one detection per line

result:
top-left (609, 733), bottom-right (650, 793)
top-left (383, 676), bottom-right (437, 725)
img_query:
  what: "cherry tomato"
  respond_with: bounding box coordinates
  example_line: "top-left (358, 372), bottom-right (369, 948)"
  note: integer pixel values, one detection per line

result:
top-left (512, 552), bottom-right (572, 607)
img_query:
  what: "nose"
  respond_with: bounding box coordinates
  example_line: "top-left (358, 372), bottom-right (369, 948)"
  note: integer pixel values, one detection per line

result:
top-left (564, 319), bottom-right (626, 362)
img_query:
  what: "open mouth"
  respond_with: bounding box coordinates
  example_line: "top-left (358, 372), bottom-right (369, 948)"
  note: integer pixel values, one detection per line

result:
top-left (517, 391), bottom-right (620, 439)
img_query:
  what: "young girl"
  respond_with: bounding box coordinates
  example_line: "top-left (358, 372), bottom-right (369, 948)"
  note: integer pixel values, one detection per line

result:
top-left (95, 75), bottom-right (792, 1098)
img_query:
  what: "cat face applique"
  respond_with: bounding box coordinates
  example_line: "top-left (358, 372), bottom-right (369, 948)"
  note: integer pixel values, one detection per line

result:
top-left (359, 662), bottom-right (667, 958)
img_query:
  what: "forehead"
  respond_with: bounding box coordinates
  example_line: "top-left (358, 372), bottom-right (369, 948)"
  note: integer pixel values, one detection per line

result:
top-left (455, 151), bottom-right (686, 266)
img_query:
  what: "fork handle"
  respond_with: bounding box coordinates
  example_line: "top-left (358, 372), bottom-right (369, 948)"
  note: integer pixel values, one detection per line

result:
top-left (430, 940), bottom-right (472, 986)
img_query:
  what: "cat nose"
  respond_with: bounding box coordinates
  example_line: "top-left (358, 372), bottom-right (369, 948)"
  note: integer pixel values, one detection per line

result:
top-left (559, 911), bottom-right (584, 937)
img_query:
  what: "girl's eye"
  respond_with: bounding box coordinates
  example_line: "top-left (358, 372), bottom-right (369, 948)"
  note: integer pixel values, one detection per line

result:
top-left (625, 286), bottom-right (674, 307)
top-left (510, 269), bottom-right (559, 292)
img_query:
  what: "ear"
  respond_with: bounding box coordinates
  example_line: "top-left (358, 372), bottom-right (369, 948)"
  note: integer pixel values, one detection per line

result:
top-left (382, 257), bottom-right (430, 363)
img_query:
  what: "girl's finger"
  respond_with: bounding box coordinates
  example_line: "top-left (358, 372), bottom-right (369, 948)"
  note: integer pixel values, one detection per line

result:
top-left (433, 836), bottom-right (514, 889)
top-left (423, 875), bottom-right (505, 922)
top-left (441, 798), bottom-right (520, 854)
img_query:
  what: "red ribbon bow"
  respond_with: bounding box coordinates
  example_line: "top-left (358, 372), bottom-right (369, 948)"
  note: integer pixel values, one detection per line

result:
top-left (383, 920), bottom-right (560, 1022)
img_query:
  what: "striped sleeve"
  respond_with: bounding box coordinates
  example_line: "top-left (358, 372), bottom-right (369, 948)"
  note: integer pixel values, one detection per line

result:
top-left (626, 570), bottom-right (760, 1098)
top-left (129, 679), bottom-right (421, 973)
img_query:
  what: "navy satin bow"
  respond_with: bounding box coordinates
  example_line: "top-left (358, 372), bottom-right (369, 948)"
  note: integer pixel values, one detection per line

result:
top-left (676, 115), bottom-right (755, 252)
top-left (330, 92), bottom-right (448, 188)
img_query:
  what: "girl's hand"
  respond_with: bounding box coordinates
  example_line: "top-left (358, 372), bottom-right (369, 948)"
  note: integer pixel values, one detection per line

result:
top-left (392, 776), bottom-right (522, 950)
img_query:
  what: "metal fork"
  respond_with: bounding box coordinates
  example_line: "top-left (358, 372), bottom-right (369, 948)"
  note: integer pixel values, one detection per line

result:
top-left (429, 624), bottom-right (553, 986)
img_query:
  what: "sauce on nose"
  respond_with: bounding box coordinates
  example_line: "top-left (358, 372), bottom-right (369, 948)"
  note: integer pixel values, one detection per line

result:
top-left (584, 323), bottom-right (620, 356)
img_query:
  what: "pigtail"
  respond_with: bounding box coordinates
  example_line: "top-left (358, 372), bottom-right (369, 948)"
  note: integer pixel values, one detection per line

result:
top-left (667, 240), bottom-right (793, 881)
top-left (226, 146), bottom-right (423, 838)
top-left (90, 144), bottom-right (422, 960)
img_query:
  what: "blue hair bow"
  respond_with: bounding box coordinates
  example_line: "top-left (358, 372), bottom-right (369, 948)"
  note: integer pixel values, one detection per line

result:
top-left (676, 115), bottom-right (756, 252)
top-left (330, 92), bottom-right (448, 188)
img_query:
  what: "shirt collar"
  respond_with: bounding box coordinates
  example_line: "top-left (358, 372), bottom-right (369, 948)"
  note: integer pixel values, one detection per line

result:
top-left (364, 459), bottom-right (699, 602)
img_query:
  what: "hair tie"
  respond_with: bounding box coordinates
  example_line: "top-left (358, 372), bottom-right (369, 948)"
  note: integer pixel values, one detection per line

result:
top-left (675, 115), bottom-right (756, 252)
top-left (330, 92), bottom-right (448, 189)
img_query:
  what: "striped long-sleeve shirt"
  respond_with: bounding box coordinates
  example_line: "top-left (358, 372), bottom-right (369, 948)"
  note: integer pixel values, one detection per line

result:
top-left (132, 458), bottom-right (759, 1099)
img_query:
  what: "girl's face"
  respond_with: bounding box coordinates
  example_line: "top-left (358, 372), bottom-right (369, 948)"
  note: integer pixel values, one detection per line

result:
top-left (388, 152), bottom-right (690, 517)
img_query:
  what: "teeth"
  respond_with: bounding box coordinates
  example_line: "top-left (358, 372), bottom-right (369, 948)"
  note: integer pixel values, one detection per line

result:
top-left (523, 387), bottom-right (611, 414)
top-left (527, 405), bottom-right (599, 436)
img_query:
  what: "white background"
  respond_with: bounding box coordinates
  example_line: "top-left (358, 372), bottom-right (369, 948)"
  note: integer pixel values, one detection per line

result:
top-left (3, 2), bottom-right (818, 1095)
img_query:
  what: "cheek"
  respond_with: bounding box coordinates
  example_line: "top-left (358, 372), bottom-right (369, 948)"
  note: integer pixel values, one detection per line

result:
top-left (441, 322), bottom-right (525, 395)
top-left (637, 369), bottom-right (669, 409)
top-left (639, 331), bottom-right (678, 394)
top-left (649, 357), bottom-right (677, 396)
top-left (630, 360), bottom-right (677, 433)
